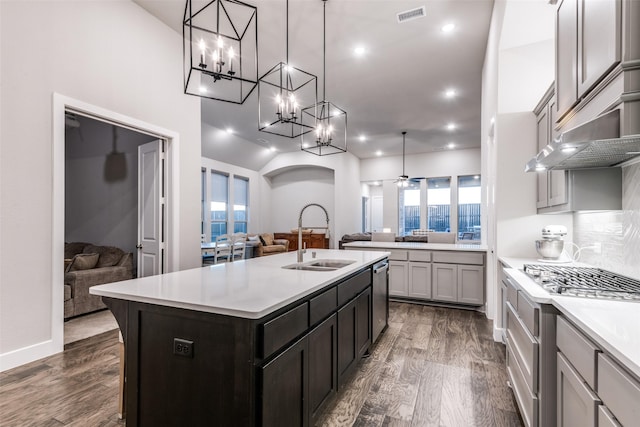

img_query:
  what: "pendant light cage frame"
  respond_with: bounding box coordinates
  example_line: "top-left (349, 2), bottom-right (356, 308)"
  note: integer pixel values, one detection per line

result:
top-left (300, 0), bottom-right (347, 155)
top-left (257, 0), bottom-right (318, 138)
top-left (183, 0), bottom-right (258, 105)
top-left (258, 62), bottom-right (318, 138)
top-left (301, 101), bottom-right (347, 155)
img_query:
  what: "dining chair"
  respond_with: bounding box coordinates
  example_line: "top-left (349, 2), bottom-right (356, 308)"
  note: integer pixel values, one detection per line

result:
top-left (214, 234), bottom-right (233, 264)
top-left (231, 233), bottom-right (247, 261)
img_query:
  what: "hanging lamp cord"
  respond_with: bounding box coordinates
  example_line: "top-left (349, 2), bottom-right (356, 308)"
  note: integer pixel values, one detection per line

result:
top-left (323, 0), bottom-right (327, 101)
top-left (402, 131), bottom-right (407, 176)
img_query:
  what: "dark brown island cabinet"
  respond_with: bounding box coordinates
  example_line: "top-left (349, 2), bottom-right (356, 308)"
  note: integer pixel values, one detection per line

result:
top-left (103, 264), bottom-right (386, 427)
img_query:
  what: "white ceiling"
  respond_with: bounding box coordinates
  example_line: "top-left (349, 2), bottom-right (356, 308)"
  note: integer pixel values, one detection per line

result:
top-left (134, 0), bottom-right (494, 169)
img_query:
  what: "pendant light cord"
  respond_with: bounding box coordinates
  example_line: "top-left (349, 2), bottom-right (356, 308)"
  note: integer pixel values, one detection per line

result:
top-left (402, 131), bottom-right (407, 176)
top-left (323, 0), bottom-right (327, 101)
top-left (286, 0), bottom-right (289, 65)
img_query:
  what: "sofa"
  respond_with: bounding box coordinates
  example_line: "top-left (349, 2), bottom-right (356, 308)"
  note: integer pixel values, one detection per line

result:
top-left (339, 231), bottom-right (456, 248)
top-left (254, 233), bottom-right (289, 256)
top-left (64, 242), bottom-right (134, 319)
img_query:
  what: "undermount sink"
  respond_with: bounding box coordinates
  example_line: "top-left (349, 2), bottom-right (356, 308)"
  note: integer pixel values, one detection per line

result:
top-left (282, 259), bottom-right (356, 272)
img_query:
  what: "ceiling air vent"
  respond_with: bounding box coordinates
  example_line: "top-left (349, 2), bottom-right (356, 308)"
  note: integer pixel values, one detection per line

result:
top-left (397, 6), bottom-right (426, 23)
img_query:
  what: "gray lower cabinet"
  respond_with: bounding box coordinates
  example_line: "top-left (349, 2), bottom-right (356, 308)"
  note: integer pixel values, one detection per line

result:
top-left (557, 352), bottom-right (600, 427)
top-left (556, 315), bottom-right (640, 427)
top-left (432, 263), bottom-right (484, 305)
top-left (389, 261), bottom-right (408, 297)
top-left (408, 262), bottom-right (431, 299)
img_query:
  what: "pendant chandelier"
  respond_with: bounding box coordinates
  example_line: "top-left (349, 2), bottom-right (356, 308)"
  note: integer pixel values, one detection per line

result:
top-left (396, 132), bottom-right (409, 187)
top-left (258, 0), bottom-right (318, 138)
top-left (301, 0), bottom-right (347, 156)
top-left (183, 0), bottom-right (258, 104)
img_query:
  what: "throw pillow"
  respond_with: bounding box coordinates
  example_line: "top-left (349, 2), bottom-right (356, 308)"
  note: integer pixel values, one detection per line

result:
top-left (66, 253), bottom-right (99, 273)
top-left (248, 235), bottom-right (259, 242)
top-left (259, 235), bottom-right (267, 246)
top-left (83, 244), bottom-right (124, 267)
top-left (262, 233), bottom-right (274, 246)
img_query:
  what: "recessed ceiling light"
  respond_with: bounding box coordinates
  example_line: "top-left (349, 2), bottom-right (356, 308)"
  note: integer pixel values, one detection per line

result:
top-left (270, 146), bottom-right (277, 152)
top-left (447, 142), bottom-right (455, 149)
top-left (354, 45), bottom-right (366, 57)
top-left (444, 88), bottom-right (456, 99)
top-left (226, 128), bottom-right (233, 134)
top-left (441, 23), bottom-right (455, 33)
top-left (446, 123), bottom-right (456, 131)
top-left (359, 135), bottom-right (366, 142)
top-left (376, 150), bottom-right (383, 156)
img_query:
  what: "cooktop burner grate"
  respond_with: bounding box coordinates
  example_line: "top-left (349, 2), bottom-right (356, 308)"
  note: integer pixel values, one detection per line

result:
top-left (523, 264), bottom-right (640, 300)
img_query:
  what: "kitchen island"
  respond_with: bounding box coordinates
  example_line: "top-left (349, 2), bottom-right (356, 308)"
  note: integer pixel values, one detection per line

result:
top-left (91, 249), bottom-right (388, 427)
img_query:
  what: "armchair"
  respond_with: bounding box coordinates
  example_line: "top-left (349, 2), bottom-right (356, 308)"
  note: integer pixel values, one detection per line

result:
top-left (255, 233), bottom-right (289, 256)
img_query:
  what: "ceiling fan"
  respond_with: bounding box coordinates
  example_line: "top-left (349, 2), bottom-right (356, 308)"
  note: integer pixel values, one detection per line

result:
top-left (394, 131), bottom-right (425, 187)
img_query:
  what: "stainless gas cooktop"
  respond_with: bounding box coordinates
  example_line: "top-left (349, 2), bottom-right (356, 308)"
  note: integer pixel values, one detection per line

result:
top-left (523, 264), bottom-right (640, 301)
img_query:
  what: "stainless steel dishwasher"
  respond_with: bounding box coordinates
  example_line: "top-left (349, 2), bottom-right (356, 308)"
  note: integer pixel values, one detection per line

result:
top-left (372, 259), bottom-right (389, 343)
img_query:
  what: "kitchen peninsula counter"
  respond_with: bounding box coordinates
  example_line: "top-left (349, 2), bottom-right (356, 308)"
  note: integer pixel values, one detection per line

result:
top-left (343, 241), bottom-right (488, 251)
top-left (90, 249), bottom-right (389, 427)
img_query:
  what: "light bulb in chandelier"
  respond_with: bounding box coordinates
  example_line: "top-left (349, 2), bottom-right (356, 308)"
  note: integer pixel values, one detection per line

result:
top-left (315, 123), bottom-right (334, 145)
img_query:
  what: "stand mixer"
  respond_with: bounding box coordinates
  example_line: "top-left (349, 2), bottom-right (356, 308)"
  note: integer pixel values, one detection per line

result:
top-left (536, 225), bottom-right (568, 261)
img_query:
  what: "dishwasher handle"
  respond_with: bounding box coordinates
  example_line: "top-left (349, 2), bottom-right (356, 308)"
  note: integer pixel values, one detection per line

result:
top-left (373, 262), bottom-right (388, 274)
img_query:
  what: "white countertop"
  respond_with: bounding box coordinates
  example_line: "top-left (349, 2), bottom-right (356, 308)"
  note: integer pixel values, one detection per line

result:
top-left (90, 249), bottom-right (388, 319)
top-left (501, 259), bottom-right (640, 378)
top-left (344, 241), bottom-right (487, 252)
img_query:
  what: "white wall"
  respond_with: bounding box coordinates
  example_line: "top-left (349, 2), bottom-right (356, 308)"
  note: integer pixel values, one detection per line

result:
top-left (0, 1), bottom-right (201, 371)
top-left (260, 150), bottom-right (361, 247)
top-left (482, 0), bottom-right (572, 337)
top-left (201, 157), bottom-right (263, 236)
top-left (269, 167), bottom-right (335, 237)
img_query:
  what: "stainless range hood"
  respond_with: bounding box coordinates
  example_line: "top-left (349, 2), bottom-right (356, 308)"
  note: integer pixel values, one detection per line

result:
top-left (525, 109), bottom-right (640, 171)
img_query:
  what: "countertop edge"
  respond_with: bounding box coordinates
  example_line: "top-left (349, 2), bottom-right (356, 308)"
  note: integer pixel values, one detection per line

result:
top-left (91, 250), bottom-right (389, 320)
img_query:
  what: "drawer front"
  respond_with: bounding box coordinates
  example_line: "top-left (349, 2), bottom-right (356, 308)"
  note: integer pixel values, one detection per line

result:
top-left (262, 303), bottom-right (309, 358)
top-left (507, 341), bottom-right (539, 427)
top-left (506, 302), bottom-right (539, 394)
top-left (408, 250), bottom-right (431, 262)
top-left (388, 250), bottom-right (408, 261)
top-left (597, 353), bottom-right (640, 427)
top-left (557, 352), bottom-right (600, 427)
top-left (310, 287), bottom-right (337, 326)
top-left (556, 316), bottom-right (599, 389)
top-left (516, 291), bottom-right (539, 337)
top-left (506, 278), bottom-right (518, 311)
top-left (432, 251), bottom-right (484, 265)
top-left (598, 406), bottom-right (621, 427)
top-left (337, 269), bottom-right (371, 306)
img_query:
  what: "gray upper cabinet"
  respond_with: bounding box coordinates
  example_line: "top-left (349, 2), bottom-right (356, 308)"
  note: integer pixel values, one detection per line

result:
top-left (556, 0), bottom-right (578, 119)
top-left (555, 0), bottom-right (622, 120)
top-left (535, 88), bottom-right (568, 211)
top-left (577, 0), bottom-right (621, 98)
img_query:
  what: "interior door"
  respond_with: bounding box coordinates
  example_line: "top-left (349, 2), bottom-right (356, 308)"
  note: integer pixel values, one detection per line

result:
top-left (138, 139), bottom-right (164, 277)
top-left (371, 196), bottom-right (383, 232)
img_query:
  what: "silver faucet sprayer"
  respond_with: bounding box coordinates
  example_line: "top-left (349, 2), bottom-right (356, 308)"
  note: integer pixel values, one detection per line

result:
top-left (297, 203), bottom-right (330, 263)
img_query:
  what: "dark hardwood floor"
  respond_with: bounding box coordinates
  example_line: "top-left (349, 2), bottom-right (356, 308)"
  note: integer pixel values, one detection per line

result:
top-left (0, 302), bottom-right (522, 426)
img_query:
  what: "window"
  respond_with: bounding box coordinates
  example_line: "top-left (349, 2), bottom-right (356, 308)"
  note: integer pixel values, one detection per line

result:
top-left (427, 177), bottom-right (451, 232)
top-left (233, 176), bottom-right (249, 233)
top-left (210, 171), bottom-right (229, 240)
top-left (398, 180), bottom-right (421, 236)
top-left (458, 175), bottom-right (481, 240)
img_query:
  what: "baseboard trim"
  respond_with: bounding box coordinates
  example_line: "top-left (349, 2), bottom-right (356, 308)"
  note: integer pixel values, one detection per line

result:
top-left (0, 339), bottom-right (62, 372)
top-left (493, 326), bottom-right (505, 343)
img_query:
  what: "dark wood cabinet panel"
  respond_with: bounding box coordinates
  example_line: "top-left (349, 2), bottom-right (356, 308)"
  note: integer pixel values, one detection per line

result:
top-left (337, 299), bottom-right (357, 386)
top-left (274, 232), bottom-right (329, 251)
top-left (261, 337), bottom-right (309, 427)
top-left (356, 288), bottom-right (372, 358)
top-left (308, 314), bottom-right (338, 426)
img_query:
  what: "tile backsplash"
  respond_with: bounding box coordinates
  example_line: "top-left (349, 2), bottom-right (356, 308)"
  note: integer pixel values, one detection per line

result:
top-left (573, 162), bottom-right (640, 279)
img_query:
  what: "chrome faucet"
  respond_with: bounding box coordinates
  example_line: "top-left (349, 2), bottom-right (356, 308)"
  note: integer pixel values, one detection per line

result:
top-left (297, 203), bottom-right (330, 263)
